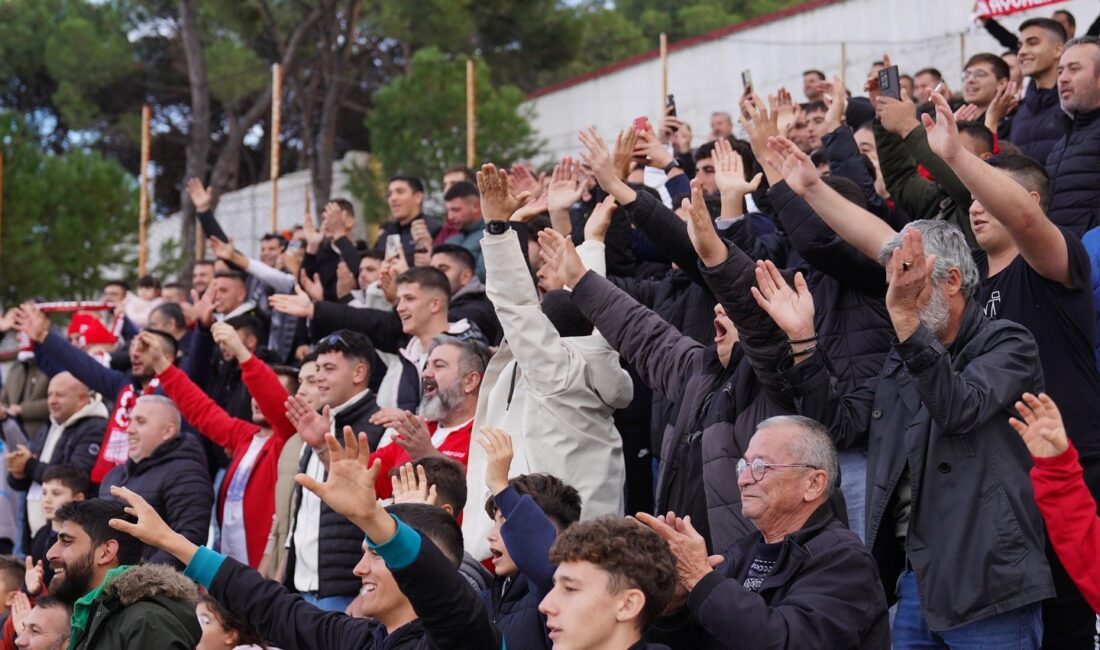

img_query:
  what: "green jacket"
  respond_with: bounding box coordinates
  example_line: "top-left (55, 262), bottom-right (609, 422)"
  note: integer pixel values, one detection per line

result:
top-left (873, 121), bottom-right (977, 249)
top-left (69, 563), bottom-right (200, 650)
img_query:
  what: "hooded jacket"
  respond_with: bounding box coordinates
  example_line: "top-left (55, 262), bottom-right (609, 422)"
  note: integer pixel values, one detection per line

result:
top-left (99, 434), bottom-right (214, 567)
top-left (69, 563), bottom-right (201, 650)
top-left (1044, 105), bottom-right (1100, 236)
top-left (0, 359), bottom-right (49, 436)
top-left (450, 277), bottom-right (502, 345)
top-left (780, 300), bottom-right (1055, 630)
top-left (461, 229), bottom-right (633, 560)
top-left (7, 399), bottom-right (107, 493)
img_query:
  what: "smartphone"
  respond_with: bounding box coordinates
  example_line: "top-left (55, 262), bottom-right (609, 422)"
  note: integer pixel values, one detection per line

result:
top-left (385, 234), bottom-right (403, 259)
top-left (666, 94), bottom-right (677, 117)
top-left (288, 239), bottom-right (303, 252)
top-left (632, 116), bottom-right (650, 133)
top-left (741, 69), bottom-right (753, 91)
top-left (878, 65), bottom-right (901, 100)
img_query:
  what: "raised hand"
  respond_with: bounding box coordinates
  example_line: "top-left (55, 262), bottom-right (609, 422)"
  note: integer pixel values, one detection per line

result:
top-left (299, 270), bottom-right (324, 303)
top-left (765, 136), bottom-right (820, 195)
top-left (5, 445), bottom-right (31, 480)
top-left (683, 178), bottom-right (727, 268)
top-left (108, 485), bottom-right (196, 562)
top-left (740, 94), bottom-right (779, 162)
top-left (322, 201), bottom-right (349, 240)
top-left (477, 163), bottom-right (533, 222)
top-left (876, 93), bottom-right (919, 139)
top-left (1009, 392), bottom-right (1070, 458)
top-left (751, 260), bottom-right (815, 342)
top-left (295, 427), bottom-right (386, 532)
top-left (612, 128), bottom-right (640, 180)
top-left (389, 412), bottom-right (440, 460)
top-left (537, 228), bottom-right (588, 289)
top-left (772, 88), bottom-right (799, 138)
top-left (190, 284), bottom-right (217, 328)
top-left (583, 195), bottom-right (617, 243)
top-left (714, 138), bottom-right (763, 200)
top-left (0, 308), bottom-right (19, 333)
top-left (23, 556), bottom-right (43, 597)
top-left (547, 157), bottom-right (585, 215)
top-left (477, 427), bottom-right (515, 495)
top-left (10, 591), bottom-right (30, 634)
top-left (954, 103), bottom-right (982, 123)
top-left (13, 303), bottom-right (50, 344)
top-left (186, 178), bottom-right (212, 213)
top-left (391, 463), bottom-right (439, 506)
top-left (509, 164), bottom-right (541, 197)
top-left (285, 395), bottom-right (330, 448)
top-left (302, 202), bottom-right (325, 252)
top-left (132, 331), bottom-right (173, 375)
top-left (207, 236), bottom-right (235, 261)
top-left (922, 91), bottom-right (962, 163)
top-left (820, 75), bottom-right (847, 134)
top-left (509, 194), bottom-right (549, 224)
top-left (269, 283), bottom-right (316, 319)
top-left (884, 227), bottom-right (936, 342)
top-left (577, 128), bottom-right (618, 190)
top-left (211, 321), bottom-right (251, 363)
top-left (632, 129), bottom-right (673, 170)
top-left (985, 80), bottom-right (1019, 133)
top-left (336, 261), bottom-right (357, 298)
top-left (864, 53), bottom-right (893, 104)
top-left (635, 511), bottom-right (724, 591)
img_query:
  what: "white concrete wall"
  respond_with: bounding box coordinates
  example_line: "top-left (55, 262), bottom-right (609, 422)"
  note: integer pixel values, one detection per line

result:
top-left (524, 0), bottom-right (1095, 162)
top-left (146, 151), bottom-right (370, 272)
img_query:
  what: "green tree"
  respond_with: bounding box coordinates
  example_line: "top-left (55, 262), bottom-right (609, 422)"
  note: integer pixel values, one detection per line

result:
top-left (360, 47), bottom-right (542, 221)
top-left (0, 113), bottom-right (138, 303)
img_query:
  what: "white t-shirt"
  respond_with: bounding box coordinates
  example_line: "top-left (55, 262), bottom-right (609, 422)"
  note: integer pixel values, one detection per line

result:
top-left (220, 435), bottom-right (267, 563)
top-left (292, 449), bottom-right (325, 592)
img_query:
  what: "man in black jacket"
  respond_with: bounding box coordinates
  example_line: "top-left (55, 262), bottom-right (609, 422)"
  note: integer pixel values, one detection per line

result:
top-left (98, 395), bottom-right (213, 568)
top-left (755, 214), bottom-right (1052, 644)
top-left (109, 429), bottom-right (503, 650)
top-left (640, 416), bottom-right (888, 650)
top-left (370, 175), bottom-right (442, 263)
top-left (1001, 18), bottom-right (1067, 164)
top-left (430, 243), bottom-right (502, 344)
top-left (285, 329), bottom-right (383, 612)
top-left (6, 372), bottom-right (105, 551)
top-left (1045, 36), bottom-right (1100, 235)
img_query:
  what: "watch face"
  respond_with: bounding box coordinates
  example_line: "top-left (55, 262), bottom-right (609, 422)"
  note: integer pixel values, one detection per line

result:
top-left (488, 221), bottom-right (509, 235)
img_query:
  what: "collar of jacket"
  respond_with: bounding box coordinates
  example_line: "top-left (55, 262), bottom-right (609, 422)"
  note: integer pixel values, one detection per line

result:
top-left (1059, 103), bottom-right (1100, 128)
top-left (330, 388), bottom-right (374, 421)
top-left (1024, 84), bottom-right (1059, 110)
top-left (70, 565), bottom-right (131, 642)
top-left (453, 277), bottom-right (486, 301)
top-left (730, 501), bottom-right (838, 584)
top-left (126, 433), bottom-right (188, 472)
top-left (881, 299), bottom-right (984, 376)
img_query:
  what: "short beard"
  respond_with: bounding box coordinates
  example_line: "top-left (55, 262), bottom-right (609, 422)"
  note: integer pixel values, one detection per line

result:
top-left (49, 553), bottom-right (96, 605)
top-left (918, 284), bottom-right (951, 340)
top-left (418, 380), bottom-right (464, 422)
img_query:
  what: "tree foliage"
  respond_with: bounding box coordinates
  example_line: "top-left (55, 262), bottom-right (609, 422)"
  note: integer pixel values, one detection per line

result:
top-left (0, 113), bottom-right (137, 303)
top-left (361, 47), bottom-right (542, 219)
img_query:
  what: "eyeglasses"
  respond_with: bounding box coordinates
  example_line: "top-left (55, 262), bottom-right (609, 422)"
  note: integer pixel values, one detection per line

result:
top-left (961, 69), bottom-right (993, 81)
top-left (736, 457), bottom-right (819, 482)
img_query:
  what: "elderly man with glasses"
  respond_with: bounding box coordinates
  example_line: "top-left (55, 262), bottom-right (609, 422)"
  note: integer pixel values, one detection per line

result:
top-left (640, 415), bottom-right (890, 649)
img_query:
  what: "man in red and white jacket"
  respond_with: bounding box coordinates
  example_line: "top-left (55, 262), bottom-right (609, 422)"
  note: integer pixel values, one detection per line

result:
top-left (367, 335), bottom-right (490, 499)
top-left (1010, 391), bottom-right (1100, 614)
top-left (132, 323), bottom-right (297, 569)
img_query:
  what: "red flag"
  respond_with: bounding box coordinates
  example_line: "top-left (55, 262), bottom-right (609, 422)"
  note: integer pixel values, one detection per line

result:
top-left (974, 0), bottom-right (1068, 18)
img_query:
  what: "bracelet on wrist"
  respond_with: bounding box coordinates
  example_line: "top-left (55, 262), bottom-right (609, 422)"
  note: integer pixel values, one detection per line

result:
top-left (788, 333), bottom-right (818, 345)
top-left (791, 344), bottom-right (817, 358)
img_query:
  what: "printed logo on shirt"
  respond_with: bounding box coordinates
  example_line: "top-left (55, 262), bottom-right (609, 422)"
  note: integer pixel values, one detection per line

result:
top-left (984, 290), bottom-right (1001, 319)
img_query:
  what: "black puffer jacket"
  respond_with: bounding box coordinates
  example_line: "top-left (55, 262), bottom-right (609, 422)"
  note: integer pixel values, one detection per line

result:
top-left (7, 413), bottom-right (106, 492)
top-left (100, 434), bottom-right (213, 567)
top-left (768, 182), bottom-right (892, 393)
top-left (286, 390), bottom-right (384, 598)
top-left (450, 279), bottom-right (502, 345)
top-left (1002, 85), bottom-right (1065, 166)
top-left (1044, 106), bottom-right (1100, 237)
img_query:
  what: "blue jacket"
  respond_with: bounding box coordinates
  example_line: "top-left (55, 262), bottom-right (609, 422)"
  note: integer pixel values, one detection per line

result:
top-left (184, 516), bottom-right (503, 650)
top-left (1002, 85), bottom-right (1065, 166)
top-left (1080, 225), bottom-right (1100, 371)
top-left (1045, 106), bottom-right (1100, 237)
top-left (481, 486), bottom-right (557, 650)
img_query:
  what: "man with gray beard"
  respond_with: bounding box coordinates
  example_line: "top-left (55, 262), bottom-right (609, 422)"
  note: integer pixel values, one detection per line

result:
top-left (366, 335), bottom-right (490, 499)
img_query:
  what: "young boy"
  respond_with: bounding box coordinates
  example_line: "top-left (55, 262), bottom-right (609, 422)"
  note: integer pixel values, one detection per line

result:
top-left (30, 464), bottom-right (89, 590)
top-left (540, 517), bottom-right (677, 650)
top-left (478, 427), bottom-right (583, 649)
top-left (0, 556), bottom-right (24, 618)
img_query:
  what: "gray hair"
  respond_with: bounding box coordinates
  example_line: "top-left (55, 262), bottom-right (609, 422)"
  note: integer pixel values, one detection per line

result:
top-left (135, 394), bottom-right (181, 434)
top-left (429, 335), bottom-right (491, 377)
top-left (1065, 36), bottom-right (1100, 74)
top-left (756, 415), bottom-right (838, 498)
top-left (878, 220), bottom-right (980, 298)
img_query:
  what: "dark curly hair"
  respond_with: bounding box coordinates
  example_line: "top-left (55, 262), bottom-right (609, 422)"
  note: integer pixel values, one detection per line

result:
top-left (484, 473), bottom-right (582, 530)
top-left (548, 516), bottom-right (677, 630)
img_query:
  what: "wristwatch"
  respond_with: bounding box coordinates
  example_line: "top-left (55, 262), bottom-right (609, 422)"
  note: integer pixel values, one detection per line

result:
top-left (486, 220), bottom-right (510, 235)
top-left (662, 158), bottom-right (681, 174)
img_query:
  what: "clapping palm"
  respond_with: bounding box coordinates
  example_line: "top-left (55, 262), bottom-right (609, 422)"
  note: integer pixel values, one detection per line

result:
top-left (751, 259), bottom-right (815, 340)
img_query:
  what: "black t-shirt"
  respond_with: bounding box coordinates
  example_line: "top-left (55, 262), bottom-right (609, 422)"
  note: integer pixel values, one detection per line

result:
top-left (975, 229), bottom-right (1100, 458)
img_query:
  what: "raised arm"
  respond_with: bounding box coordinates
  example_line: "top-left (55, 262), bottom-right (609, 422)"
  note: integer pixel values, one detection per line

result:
top-left (923, 91), bottom-right (1069, 285)
top-left (765, 137), bottom-right (897, 264)
top-left (21, 315), bottom-right (129, 398)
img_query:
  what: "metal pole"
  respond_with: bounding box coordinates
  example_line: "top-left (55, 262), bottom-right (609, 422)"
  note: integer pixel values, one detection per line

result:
top-left (660, 32), bottom-right (669, 116)
top-left (466, 59), bottom-right (476, 168)
top-left (271, 63), bottom-right (282, 232)
top-left (139, 105), bottom-right (151, 276)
